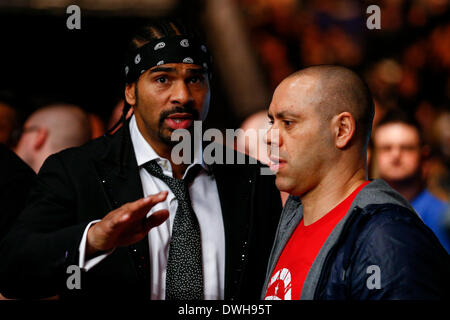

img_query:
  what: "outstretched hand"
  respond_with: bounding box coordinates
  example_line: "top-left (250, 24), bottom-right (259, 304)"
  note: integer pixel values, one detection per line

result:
top-left (86, 191), bottom-right (169, 257)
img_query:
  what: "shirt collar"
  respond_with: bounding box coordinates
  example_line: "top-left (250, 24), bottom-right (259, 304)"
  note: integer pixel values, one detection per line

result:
top-left (129, 115), bottom-right (207, 175)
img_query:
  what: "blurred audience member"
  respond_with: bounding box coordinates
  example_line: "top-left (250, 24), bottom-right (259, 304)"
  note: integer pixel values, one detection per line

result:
top-left (87, 112), bottom-right (106, 139)
top-left (424, 110), bottom-right (450, 201)
top-left (373, 111), bottom-right (450, 252)
top-left (14, 104), bottom-right (91, 173)
top-left (434, 111), bottom-right (450, 162)
top-left (0, 143), bottom-right (36, 300)
top-left (236, 0), bottom-right (450, 153)
top-left (107, 99), bottom-right (133, 134)
top-left (237, 110), bottom-right (271, 164)
top-left (238, 110), bottom-right (288, 205)
top-left (0, 143), bottom-right (35, 242)
top-left (0, 102), bottom-right (21, 149)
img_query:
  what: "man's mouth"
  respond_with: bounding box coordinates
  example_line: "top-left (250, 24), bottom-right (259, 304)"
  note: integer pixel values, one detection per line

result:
top-left (165, 113), bottom-right (194, 130)
top-left (268, 156), bottom-right (286, 172)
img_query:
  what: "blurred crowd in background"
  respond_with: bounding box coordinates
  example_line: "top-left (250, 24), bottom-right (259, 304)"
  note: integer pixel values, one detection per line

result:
top-left (235, 0), bottom-right (449, 201)
top-left (0, 0), bottom-right (448, 247)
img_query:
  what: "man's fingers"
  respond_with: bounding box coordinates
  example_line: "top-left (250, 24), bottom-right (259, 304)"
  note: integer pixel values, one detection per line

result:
top-left (108, 191), bottom-right (168, 229)
top-left (124, 191), bottom-right (168, 219)
top-left (143, 209), bottom-right (170, 232)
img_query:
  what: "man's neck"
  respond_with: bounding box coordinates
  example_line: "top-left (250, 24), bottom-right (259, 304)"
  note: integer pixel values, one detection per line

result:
top-left (133, 117), bottom-right (189, 180)
top-left (301, 167), bottom-right (367, 226)
top-left (384, 176), bottom-right (423, 201)
top-left (148, 142), bottom-right (189, 180)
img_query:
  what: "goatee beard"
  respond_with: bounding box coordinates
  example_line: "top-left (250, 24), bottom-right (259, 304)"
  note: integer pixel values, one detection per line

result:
top-left (158, 105), bottom-right (199, 145)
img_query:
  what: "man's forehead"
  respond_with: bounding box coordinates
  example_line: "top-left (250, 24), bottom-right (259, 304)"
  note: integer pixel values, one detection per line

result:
top-left (375, 123), bottom-right (420, 143)
top-left (285, 74), bottom-right (318, 90)
top-left (269, 75), bottom-right (320, 115)
top-left (268, 95), bottom-right (304, 119)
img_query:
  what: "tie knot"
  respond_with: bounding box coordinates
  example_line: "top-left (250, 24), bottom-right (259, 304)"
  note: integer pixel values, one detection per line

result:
top-left (143, 160), bottom-right (200, 201)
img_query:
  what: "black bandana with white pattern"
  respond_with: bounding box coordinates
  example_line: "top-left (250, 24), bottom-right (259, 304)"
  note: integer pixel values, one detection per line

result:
top-left (124, 35), bottom-right (211, 84)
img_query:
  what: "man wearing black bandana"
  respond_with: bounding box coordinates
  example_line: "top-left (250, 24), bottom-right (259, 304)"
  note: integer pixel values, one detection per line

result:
top-left (0, 20), bottom-right (282, 300)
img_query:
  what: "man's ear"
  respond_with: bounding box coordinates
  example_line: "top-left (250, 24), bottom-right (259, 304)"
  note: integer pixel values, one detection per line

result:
top-left (125, 82), bottom-right (137, 106)
top-left (33, 127), bottom-right (48, 151)
top-left (332, 112), bottom-right (355, 149)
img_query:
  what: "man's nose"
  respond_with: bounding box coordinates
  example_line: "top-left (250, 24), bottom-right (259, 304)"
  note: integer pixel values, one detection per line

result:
top-left (391, 146), bottom-right (402, 159)
top-left (264, 126), bottom-right (280, 147)
top-left (171, 81), bottom-right (193, 105)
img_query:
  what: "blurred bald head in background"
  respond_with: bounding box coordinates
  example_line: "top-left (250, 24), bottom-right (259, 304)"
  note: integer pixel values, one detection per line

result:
top-left (238, 110), bottom-right (271, 165)
top-left (15, 104), bottom-right (91, 173)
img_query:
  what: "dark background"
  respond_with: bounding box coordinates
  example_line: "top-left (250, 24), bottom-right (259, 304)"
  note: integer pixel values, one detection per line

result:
top-left (0, 3), bottom-right (237, 131)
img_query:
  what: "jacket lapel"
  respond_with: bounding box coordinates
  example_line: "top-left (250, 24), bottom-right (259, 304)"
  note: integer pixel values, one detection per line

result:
top-left (93, 122), bottom-right (143, 209)
top-left (93, 123), bottom-right (151, 299)
top-left (211, 159), bottom-right (254, 299)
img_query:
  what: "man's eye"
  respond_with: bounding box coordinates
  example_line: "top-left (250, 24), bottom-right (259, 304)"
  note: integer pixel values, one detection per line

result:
top-left (283, 120), bottom-right (292, 126)
top-left (402, 145), bottom-right (419, 152)
top-left (156, 76), bottom-right (167, 83)
top-left (189, 76), bottom-right (204, 84)
top-left (377, 146), bottom-right (391, 152)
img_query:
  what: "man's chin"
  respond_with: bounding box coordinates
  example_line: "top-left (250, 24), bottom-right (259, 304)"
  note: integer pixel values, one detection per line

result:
top-left (275, 177), bottom-right (294, 194)
top-left (157, 129), bottom-right (176, 146)
top-left (159, 127), bottom-right (193, 145)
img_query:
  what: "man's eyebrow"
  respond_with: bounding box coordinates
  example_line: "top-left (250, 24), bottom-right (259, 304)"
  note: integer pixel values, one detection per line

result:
top-left (149, 67), bottom-right (176, 73)
top-left (148, 66), bottom-right (207, 74)
top-left (274, 110), bottom-right (299, 119)
top-left (187, 67), bottom-right (207, 74)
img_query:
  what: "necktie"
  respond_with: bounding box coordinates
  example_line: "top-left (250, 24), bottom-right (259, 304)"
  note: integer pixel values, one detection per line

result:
top-left (143, 160), bottom-right (203, 300)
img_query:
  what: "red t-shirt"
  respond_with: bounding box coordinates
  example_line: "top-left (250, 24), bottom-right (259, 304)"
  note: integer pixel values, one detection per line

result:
top-left (264, 181), bottom-right (370, 300)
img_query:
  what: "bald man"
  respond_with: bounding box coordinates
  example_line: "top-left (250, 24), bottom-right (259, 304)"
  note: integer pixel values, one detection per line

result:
top-left (15, 104), bottom-right (91, 173)
top-left (262, 65), bottom-right (449, 300)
